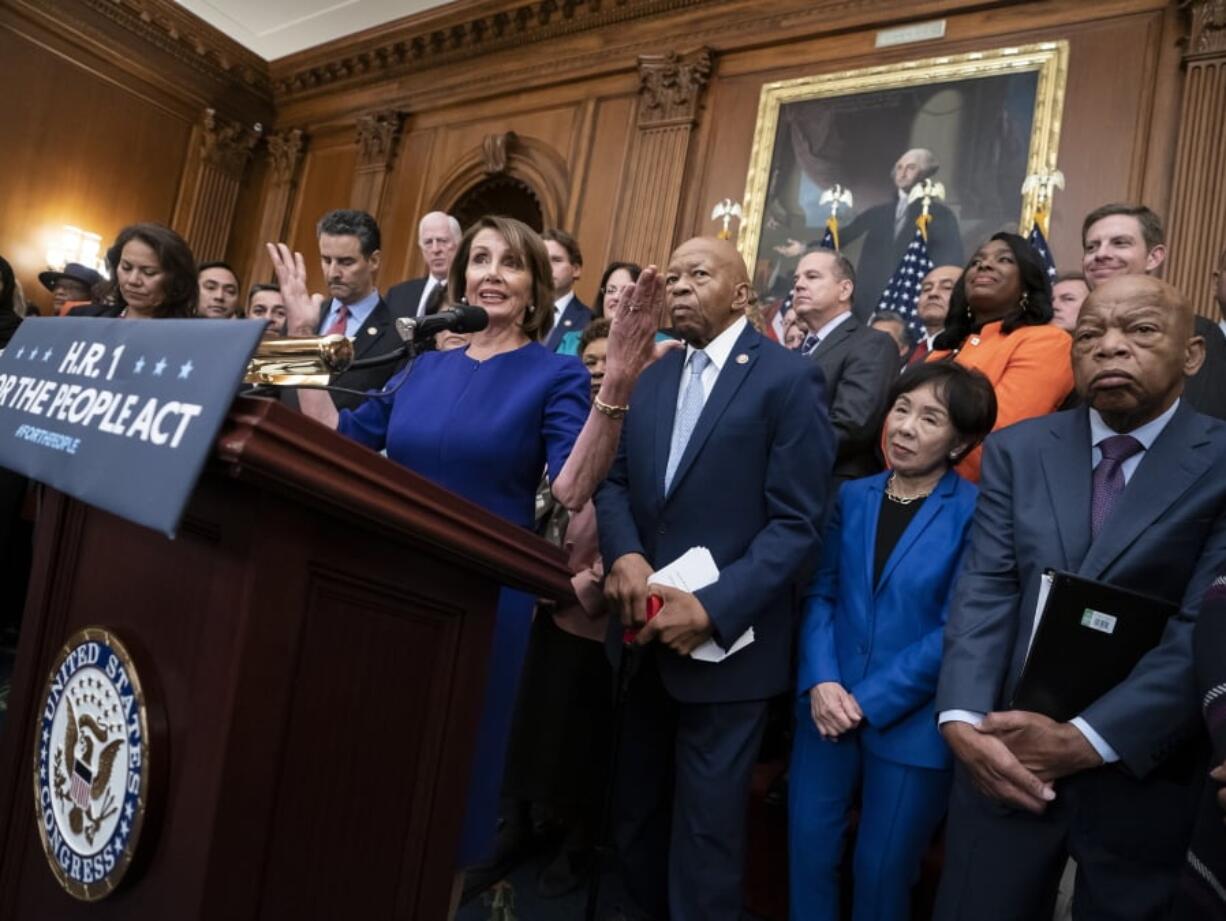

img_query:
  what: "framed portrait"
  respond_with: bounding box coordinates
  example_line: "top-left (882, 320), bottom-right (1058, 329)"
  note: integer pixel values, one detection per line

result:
top-left (739, 42), bottom-right (1068, 318)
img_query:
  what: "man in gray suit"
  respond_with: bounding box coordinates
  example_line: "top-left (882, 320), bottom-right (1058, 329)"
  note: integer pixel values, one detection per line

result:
top-left (934, 275), bottom-right (1226, 920)
top-left (792, 248), bottom-right (897, 481)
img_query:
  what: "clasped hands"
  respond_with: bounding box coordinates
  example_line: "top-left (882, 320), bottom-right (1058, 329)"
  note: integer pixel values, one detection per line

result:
top-left (942, 711), bottom-right (1104, 815)
top-left (604, 553), bottom-right (712, 656)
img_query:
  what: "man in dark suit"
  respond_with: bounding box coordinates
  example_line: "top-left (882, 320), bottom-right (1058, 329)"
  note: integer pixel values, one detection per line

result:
top-left (542, 228), bottom-right (592, 351)
top-left (934, 274), bottom-right (1226, 920)
top-left (1082, 202), bottom-right (1226, 420)
top-left (793, 248), bottom-right (898, 481)
top-left (596, 237), bottom-right (833, 920)
top-left (285, 209), bottom-right (404, 412)
top-left (384, 211), bottom-right (460, 320)
top-left (909, 264), bottom-right (960, 366)
top-left (841, 148), bottom-right (963, 318)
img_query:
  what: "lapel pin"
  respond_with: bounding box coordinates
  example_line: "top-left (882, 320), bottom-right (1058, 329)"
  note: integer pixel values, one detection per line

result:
top-left (736, 353), bottom-right (749, 365)
top-left (564, 320), bottom-right (573, 327)
top-left (367, 327), bottom-right (378, 336)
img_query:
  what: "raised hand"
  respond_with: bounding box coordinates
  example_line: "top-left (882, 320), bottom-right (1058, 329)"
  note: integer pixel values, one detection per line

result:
top-left (265, 242), bottom-right (324, 337)
top-left (600, 266), bottom-right (681, 403)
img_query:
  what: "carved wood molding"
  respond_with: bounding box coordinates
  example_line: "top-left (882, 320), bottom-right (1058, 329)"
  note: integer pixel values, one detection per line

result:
top-left (14, 0), bottom-right (271, 101)
top-left (431, 133), bottom-right (570, 228)
top-left (271, 0), bottom-right (715, 100)
top-left (637, 48), bottom-right (713, 128)
top-left (355, 111), bottom-right (406, 169)
top-left (200, 108), bottom-right (262, 178)
top-left (1183, 0), bottom-right (1226, 57)
top-left (266, 128), bottom-right (309, 185)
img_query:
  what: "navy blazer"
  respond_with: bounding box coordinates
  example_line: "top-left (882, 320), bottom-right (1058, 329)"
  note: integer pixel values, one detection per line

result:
top-left (936, 403), bottom-right (1226, 777)
top-left (595, 324), bottom-right (835, 703)
top-left (545, 296), bottom-right (592, 351)
top-left (798, 469), bottom-right (977, 770)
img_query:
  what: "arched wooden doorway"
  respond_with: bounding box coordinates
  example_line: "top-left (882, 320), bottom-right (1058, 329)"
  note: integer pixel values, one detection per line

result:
top-left (451, 174), bottom-right (544, 231)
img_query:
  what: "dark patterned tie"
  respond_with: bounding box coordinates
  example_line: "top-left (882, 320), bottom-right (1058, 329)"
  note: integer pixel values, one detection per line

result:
top-left (1090, 434), bottom-right (1144, 539)
top-left (800, 332), bottom-right (820, 357)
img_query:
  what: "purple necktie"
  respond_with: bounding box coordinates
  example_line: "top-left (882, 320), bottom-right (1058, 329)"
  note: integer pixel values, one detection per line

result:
top-left (1090, 434), bottom-right (1144, 539)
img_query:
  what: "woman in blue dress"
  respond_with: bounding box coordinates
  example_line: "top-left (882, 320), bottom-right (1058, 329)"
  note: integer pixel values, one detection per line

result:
top-left (267, 216), bottom-right (672, 867)
top-left (789, 362), bottom-right (997, 920)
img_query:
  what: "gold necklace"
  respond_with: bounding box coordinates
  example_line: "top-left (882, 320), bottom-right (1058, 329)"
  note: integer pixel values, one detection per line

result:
top-left (885, 474), bottom-right (934, 505)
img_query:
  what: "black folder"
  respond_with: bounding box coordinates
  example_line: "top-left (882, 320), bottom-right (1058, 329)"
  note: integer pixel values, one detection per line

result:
top-left (1011, 569), bottom-right (1179, 722)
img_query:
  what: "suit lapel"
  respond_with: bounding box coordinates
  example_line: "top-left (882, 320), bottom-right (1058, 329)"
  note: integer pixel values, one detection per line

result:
top-left (1039, 410), bottom-right (1092, 571)
top-left (875, 468), bottom-right (957, 594)
top-left (862, 475), bottom-right (885, 600)
top-left (1079, 403), bottom-right (1213, 579)
top-left (351, 300), bottom-right (391, 360)
top-left (665, 327), bottom-right (759, 498)
top-left (654, 349), bottom-right (686, 500)
top-left (807, 316), bottom-right (855, 364)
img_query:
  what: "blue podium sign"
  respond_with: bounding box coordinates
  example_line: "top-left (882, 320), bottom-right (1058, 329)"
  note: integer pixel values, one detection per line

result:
top-left (0, 317), bottom-right (265, 536)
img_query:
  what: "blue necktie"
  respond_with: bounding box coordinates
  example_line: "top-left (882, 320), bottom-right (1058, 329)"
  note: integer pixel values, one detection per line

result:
top-left (800, 332), bottom-right (820, 357)
top-left (665, 350), bottom-right (711, 492)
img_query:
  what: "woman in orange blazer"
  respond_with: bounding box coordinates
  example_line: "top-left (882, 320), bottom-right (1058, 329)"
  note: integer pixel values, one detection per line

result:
top-left (928, 232), bottom-right (1073, 481)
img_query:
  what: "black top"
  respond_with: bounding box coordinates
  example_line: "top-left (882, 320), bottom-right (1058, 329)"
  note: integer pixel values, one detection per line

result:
top-left (873, 491), bottom-right (927, 586)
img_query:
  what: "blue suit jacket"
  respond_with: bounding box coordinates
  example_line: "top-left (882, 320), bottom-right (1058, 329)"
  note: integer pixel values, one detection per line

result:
top-left (595, 324), bottom-right (835, 703)
top-left (798, 469), bottom-right (977, 769)
top-left (936, 403), bottom-right (1226, 777)
top-left (545, 296), bottom-right (592, 351)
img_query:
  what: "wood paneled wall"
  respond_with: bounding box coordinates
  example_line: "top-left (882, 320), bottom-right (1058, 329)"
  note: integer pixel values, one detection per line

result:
top-left (261, 0), bottom-right (1203, 310)
top-left (0, 0), bottom-right (269, 313)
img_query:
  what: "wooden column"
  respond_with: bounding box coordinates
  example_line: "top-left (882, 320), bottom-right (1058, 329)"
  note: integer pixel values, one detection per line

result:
top-left (1165, 1), bottom-right (1226, 318)
top-left (612, 49), bottom-right (713, 268)
top-left (172, 108), bottom-right (260, 262)
top-left (351, 110), bottom-right (405, 217)
top-left (248, 128), bottom-right (309, 282)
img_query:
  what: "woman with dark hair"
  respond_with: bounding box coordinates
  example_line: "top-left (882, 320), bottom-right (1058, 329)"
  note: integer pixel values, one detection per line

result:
top-left (927, 232), bottom-right (1073, 481)
top-left (268, 215), bottom-right (669, 867)
top-left (0, 256), bottom-right (24, 347)
top-left (556, 261), bottom-right (641, 355)
top-left (790, 361), bottom-right (997, 921)
top-left (70, 223), bottom-right (198, 319)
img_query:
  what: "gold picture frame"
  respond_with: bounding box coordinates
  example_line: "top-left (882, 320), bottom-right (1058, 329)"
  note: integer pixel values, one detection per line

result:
top-left (739, 41), bottom-right (1068, 304)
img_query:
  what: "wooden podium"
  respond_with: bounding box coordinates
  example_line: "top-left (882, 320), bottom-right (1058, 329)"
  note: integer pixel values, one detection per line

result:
top-left (0, 397), bottom-right (573, 920)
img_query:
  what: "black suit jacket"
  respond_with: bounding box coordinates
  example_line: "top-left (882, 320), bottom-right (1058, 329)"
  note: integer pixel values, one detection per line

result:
top-left (840, 199), bottom-right (963, 319)
top-left (67, 302), bottom-right (124, 318)
top-left (544, 295), bottom-right (592, 351)
top-left (283, 297), bottom-right (405, 413)
top-left (1185, 314), bottom-right (1226, 421)
top-left (807, 315), bottom-right (898, 481)
top-left (385, 276), bottom-right (448, 320)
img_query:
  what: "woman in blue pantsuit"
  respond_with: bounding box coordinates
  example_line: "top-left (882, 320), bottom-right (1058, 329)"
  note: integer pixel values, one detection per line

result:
top-left (790, 362), bottom-right (997, 920)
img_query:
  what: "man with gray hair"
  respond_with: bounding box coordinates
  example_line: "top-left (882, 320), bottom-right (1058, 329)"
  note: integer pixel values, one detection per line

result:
top-left (387, 211), bottom-right (462, 319)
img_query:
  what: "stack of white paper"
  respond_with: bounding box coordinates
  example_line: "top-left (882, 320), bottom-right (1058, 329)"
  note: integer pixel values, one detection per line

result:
top-left (649, 547), bottom-right (754, 663)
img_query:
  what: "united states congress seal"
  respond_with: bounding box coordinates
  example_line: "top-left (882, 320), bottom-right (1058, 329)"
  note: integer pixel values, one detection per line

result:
top-left (32, 626), bottom-right (150, 900)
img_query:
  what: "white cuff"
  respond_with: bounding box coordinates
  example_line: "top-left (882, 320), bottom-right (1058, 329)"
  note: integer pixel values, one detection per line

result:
top-left (1069, 716), bottom-right (1120, 764)
top-left (937, 709), bottom-right (985, 727)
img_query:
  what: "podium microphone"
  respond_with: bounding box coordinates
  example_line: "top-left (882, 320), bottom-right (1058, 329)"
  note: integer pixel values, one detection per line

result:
top-left (346, 305), bottom-right (489, 371)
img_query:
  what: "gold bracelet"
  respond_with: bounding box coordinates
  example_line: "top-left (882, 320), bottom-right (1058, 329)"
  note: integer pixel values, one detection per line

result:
top-left (593, 396), bottom-right (630, 420)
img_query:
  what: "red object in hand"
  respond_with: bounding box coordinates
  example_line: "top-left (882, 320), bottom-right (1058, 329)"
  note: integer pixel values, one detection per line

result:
top-left (623, 593), bottom-right (663, 644)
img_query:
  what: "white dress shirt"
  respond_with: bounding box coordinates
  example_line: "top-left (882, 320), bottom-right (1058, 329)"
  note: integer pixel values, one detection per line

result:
top-left (1219, 317), bottom-right (1226, 340)
top-left (811, 309), bottom-right (853, 344)
top-left (938, 399), bottom-right (1181, 764)
top-left (675, 316), bottom-right (748, 411)
top-left (417, 275), bottom-right (443, 317)
top-left (553, 291), bottom-right (576, 330)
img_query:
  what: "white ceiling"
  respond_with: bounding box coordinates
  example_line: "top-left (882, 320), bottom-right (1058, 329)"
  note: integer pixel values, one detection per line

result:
top-left (174, 0), bottom-right (447, 61)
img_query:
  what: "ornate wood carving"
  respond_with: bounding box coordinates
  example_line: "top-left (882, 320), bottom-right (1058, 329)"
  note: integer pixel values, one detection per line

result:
top-left (1184, 0), bottom-right (1226, 56)
top-left (1166, 0), bottom-right (1226, 318)
top-left (432, 134), bottom-right (570, 230)
top-left (266, 129), bottom-right (308, 186)
top-left (172, 108), bottom-right (260, 261)
top-left (15, 0), bottom-right (271, 104)
top-left (637, 48), bottom-right (713, 128)
top-left (355, 110), bottom-right (405, 169)
top-left (482, 132), bottom-right (518, 175)
top-left (249, 128), bottom-right (310, 281)
top-left (200, 108), bottom-right (262, 178)
top-left (611, 48), bottom-right (713, 268)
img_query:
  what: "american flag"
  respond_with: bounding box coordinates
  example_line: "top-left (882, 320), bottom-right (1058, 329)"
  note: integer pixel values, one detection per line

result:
top-left (1027, 223), bottom-right (1058, 284)
top-left (70, 759), bottom-right (93, 809)
top-left (875, 226), bottom-right (934, 341)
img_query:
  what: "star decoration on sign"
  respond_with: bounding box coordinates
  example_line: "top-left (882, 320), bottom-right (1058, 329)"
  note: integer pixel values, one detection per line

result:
top-left (134, 356), bottom-right (146, 374)
top-left (178, 359), bottom-right (194, 380)
top-left (14, 346), bottom-right (23, 359)
top-left (42, 347), bottom-right (52, 361)
top-left (153, 358), bottom-right (167, 377)
top-left (42, 727), bottom-right (49, 744)
top-left (124, 801), bottom-right (134, 821)
top-left (28, 348), bottom-right (39, 361)
top-left (39, 765), bottom-right (46, 781)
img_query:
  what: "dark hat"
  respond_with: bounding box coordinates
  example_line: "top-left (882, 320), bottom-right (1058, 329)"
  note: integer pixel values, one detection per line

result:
top-left (39, 262), bottom-right (103, 293)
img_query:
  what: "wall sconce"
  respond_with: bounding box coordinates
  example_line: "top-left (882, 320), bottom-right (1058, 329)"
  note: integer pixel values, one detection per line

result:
top-left (46, 225), bottom-right (108, 278)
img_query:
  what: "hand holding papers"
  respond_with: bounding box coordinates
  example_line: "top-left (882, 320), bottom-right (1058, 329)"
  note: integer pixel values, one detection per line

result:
top-left (625, 547), bottom-right (754, 663)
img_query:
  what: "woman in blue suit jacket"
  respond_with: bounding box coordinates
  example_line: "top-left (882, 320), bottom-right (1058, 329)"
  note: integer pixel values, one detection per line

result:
top-left (790, 361), bottom-right (997, 921)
